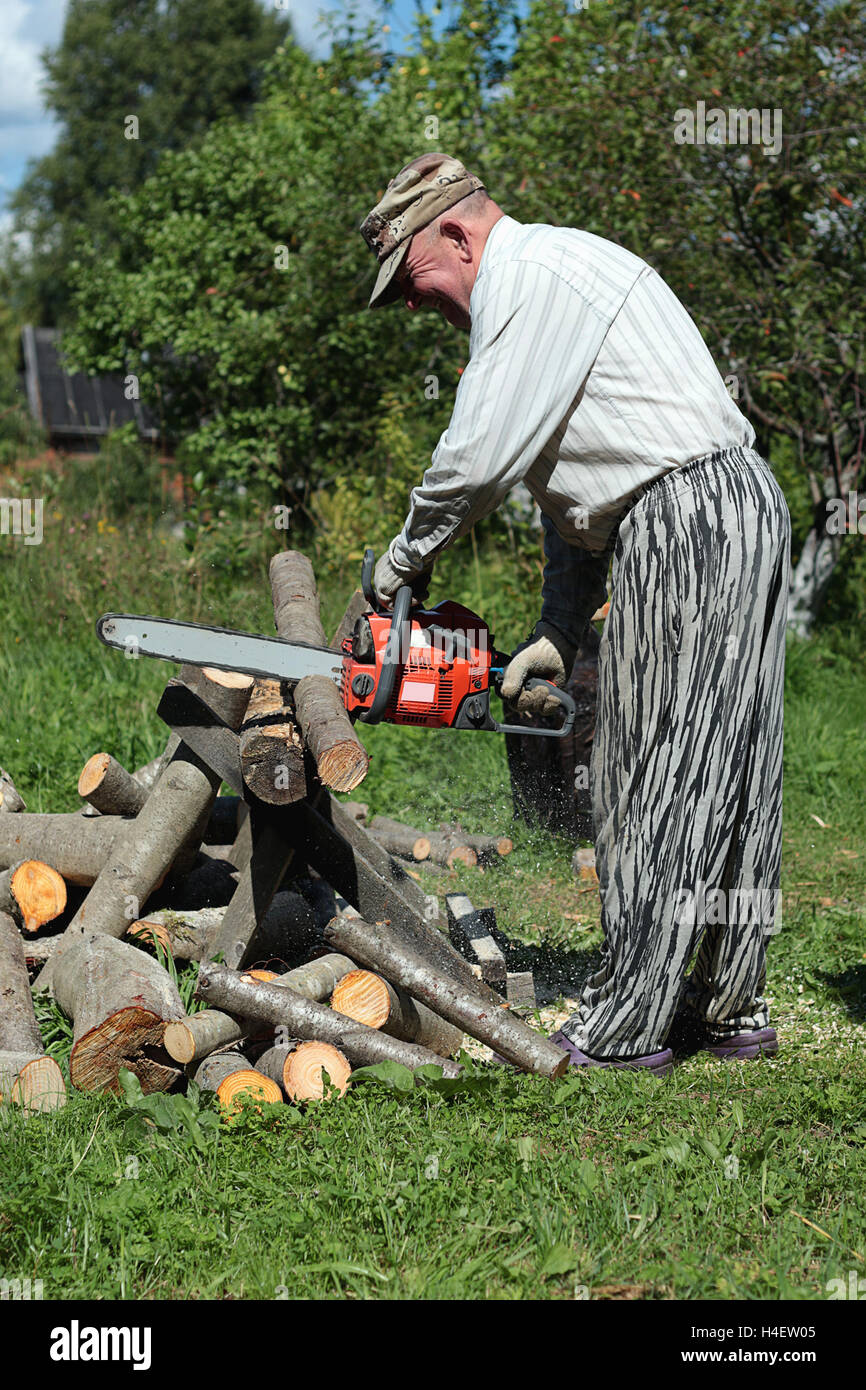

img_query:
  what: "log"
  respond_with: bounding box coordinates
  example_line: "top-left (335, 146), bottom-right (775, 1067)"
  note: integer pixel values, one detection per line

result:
top-left (367, 816), bottom-right (431, 862)
top-left (0, 912), bottom-right (66, 1111)
top-left (323, 914), bottom-right (568, 1078)
top-left (255, 1041), bottom-right (351, 1101)
top-left (163, 1008), bottom-right (265, 1064)
top-left (0, 812), bottom-right (124, 884)
top-left (239, 678), bottom-right (306, 805)
top-left (443, 824), bottom-right (514, 865)
top-left (0, 860), bottom-right (66, 932)
top-left (51, 933), bottom-right (185, 1093)
top-left (205, 805), bottom-right (302, 970)
top-left (425, 832), bottom-right (477, 869)
top-left (330, 588), bottom-right (368, 652)
top-left (196, 961), bottom-right (463, 1077)
top-left (34, 744), bottom-right (223, 991)
top-left (445, 895), bottom-right (508, 990)
top-left (163, 953), bottom-right (355, 1063)
top-left (270, 551), bottom-right (368, 793)
top-left (131, 755), bottom-right (164, 791)
top-left (293, 676), bottom-right (370, 793)
top-left (331, 969), bottom-right (463, 1058)
top-left (339, 802), bottom-right (369, 825)
top-left (168, 666), bottom-right (254, 873)
top-left (0, 768), bottom-right (25, 813)
top-left (296, 792), bottom-right (503, 1003)
top-left (192, 1049), bottom-right (283, 1112)
top-left (128, 890), bottom-right (319, 965)
top-left (77, 753), bottom-right (147, 817)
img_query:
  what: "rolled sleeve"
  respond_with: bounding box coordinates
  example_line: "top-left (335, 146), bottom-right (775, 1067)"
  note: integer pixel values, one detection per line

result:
top-left (390, 259), bottom-right (613, 572)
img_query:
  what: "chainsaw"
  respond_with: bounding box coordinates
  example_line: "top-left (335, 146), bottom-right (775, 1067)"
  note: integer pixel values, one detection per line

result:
top-left (96, 549), bottom-right (575, 739)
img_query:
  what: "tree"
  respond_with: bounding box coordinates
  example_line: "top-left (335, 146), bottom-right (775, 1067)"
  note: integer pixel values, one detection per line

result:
top-left (6, 0), bottom-right (292, 326)
top-left (482, 0), bottom-right (864, 635)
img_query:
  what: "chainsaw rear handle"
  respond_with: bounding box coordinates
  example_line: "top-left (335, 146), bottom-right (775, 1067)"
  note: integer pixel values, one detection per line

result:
top-left (491, 677), bottom-right (576, 739)
top-left (358, 548), bottom-right (412, 725)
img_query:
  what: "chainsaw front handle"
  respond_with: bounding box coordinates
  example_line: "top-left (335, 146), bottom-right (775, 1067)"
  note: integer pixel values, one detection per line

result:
top-left (358, 548), bottom-right (412, 725)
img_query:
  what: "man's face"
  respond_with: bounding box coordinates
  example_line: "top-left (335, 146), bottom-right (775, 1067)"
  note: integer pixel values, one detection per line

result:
top-left (395, 225), bottom-right (472, 331)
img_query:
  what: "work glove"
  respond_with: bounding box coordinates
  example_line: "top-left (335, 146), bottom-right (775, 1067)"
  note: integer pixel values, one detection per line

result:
top-left (373, 546), bottom-right (433, 608)
top-left (500, 621), bottom-right (577, 717)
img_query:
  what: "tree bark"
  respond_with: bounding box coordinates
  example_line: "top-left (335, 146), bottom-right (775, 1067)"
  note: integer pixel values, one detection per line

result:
top-left (239, 678), bottom-right (306, 805)
top-left (34, 745), bottom-right (224, 993)
top-left (196, 961), bottom-right (462, 1076)
top-left (163, 953), bottom-right (355, 1064)
top-left (323, 914), bottom-right (567, 1078)
top-left (0, 860), bottom-right (66, 932)
top-left (441, 825), bottom-right (514, 865)
top-left (168, 666), bottom-right (254, 874)
top-left (255, 1041), bottom-right (351, 1101)
top-left (269, 551), bottom-right (369, 793)
top-left (424, 832), bottom-right (477, 869)
top-left (367, 816), bottom-right (431, 862)
top-left (77, 753), bottom-right (147, 817)
top-left (0, 911), bottom-right (66, 1110)
top-left (331, 969), bottom-right (463, 1058)
top-left (0, 812), bottom-right (124, 884)
top-left (51, 932), bottom-right (185, 1093)
top-left (293, 675), bottom-right (369, 793)
top-left (131, 754), bottom-right (164, 792)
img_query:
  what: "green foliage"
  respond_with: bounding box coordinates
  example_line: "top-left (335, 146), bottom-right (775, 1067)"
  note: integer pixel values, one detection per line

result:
top-left (5, 0), bottom-right (292, 326)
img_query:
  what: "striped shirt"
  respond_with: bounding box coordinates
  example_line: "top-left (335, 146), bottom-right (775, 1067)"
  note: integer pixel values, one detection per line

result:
top-left (389, 214), bottom-right (757, 645)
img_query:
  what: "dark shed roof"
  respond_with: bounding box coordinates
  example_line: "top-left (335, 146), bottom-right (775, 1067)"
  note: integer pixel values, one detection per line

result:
top-left (20, 326), bottom-right (159, 442)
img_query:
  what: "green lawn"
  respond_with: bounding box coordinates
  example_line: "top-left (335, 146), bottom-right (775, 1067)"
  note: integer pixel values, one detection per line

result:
top-left (0, 469), bottom-right (864, 1300)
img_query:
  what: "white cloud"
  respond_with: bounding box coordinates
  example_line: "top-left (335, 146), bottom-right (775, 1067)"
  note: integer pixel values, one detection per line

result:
top-left (0, 0), bottom-right (67, 122)
top-left (0, 0), bottom-right (66, 208)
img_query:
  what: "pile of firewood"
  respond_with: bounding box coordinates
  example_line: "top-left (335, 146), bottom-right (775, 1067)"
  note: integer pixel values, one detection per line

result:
top-left (0, 550), bottom-right (567, 1116)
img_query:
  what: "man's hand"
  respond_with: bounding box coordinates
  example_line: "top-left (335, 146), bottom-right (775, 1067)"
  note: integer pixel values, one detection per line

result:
top-left (500, 621), bottom-right (577, 716)
top-left (374, 547), bottom-right (432, 608)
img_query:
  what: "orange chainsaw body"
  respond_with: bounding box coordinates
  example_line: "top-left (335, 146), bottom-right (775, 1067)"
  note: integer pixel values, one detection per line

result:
top-left (341, 601), bottom-right (494, 729)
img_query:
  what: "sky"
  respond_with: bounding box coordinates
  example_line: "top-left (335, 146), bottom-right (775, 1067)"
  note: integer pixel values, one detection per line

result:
top-left (0, 0), bottom-right (436, 223)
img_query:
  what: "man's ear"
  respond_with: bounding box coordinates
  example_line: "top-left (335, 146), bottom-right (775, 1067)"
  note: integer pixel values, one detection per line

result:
top-left (438, 217), bottom-right (473, 262)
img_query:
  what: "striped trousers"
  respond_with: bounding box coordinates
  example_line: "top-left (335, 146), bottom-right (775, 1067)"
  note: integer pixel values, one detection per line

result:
top-left (562, 446), bottom-right (791, 1057)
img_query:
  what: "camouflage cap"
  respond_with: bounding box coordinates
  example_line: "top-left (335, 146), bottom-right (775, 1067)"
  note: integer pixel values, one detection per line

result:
top-left (360, 153), bottom-right (486, 309)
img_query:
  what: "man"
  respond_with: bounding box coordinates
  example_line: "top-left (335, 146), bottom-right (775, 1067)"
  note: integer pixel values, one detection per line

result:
top-left (360, 153), bottom-right (791, 1075)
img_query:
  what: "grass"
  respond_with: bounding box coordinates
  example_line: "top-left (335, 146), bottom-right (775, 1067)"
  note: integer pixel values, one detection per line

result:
top-left (0, 456), bottom-right (864, 1300)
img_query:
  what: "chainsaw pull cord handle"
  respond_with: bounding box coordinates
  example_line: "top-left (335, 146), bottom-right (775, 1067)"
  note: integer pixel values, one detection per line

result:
top-left (358, 548), bottom-right (412, 725)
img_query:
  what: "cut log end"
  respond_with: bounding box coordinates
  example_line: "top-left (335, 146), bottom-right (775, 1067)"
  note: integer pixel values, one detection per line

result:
top-left (0, 1053), bottom-right (67, 1112)
top-left (316, 742), bottom-right (371, 794)
top-left (240, 969), bottom-right (279, 983)
top-left (216, 1070), bottom-right (282, 1114)
top-left (10, 861), bottom-right (66, 932)
top-left (201, 668), bottom-right (255, 691)
top-left (446, 845), bottom-right (477, 869)
top-left (69, 1007), bottom-right (180, 1094)
top-left (284, 1041), bottom-right (351, 1101)
top-left (77, 752), bottom-right (111, 798)
top-left (331, 969), bottom-right (391, 1030)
